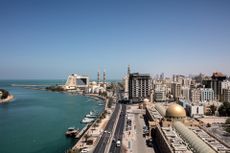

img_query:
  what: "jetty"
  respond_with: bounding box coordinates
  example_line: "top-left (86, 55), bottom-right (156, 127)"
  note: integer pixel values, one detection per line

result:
top-left (75, 124), bottom-right (89, 139)
top-left (11, 84), bottom-right (50, 87)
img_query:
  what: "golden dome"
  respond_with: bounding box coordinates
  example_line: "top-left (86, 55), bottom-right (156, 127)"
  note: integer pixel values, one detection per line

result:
top-left (166, 104), bottom-right (186, 118)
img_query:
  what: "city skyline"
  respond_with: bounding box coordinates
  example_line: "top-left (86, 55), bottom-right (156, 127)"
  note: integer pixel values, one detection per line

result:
top-left (1, 0), bottom-right (230, 79)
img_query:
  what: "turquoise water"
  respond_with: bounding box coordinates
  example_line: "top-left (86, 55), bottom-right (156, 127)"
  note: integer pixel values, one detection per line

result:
top-left (0, 80), bottom-right (104, 153)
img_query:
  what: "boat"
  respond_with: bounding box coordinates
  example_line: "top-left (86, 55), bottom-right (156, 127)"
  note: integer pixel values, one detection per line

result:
top-left (65, 127), bottom-right (80, 137)
top-left (85, 111), bottom-right (98, 118)
top-left (81, 117), bottom-right (95, 124)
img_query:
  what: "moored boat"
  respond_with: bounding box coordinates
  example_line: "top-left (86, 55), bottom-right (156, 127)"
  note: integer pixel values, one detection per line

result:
top-left (81, 117), bottom-right (95, 124)
top-left (65, 127), bottom-right (79, 137)
top-left (85, 111), bottom-right (98, 118)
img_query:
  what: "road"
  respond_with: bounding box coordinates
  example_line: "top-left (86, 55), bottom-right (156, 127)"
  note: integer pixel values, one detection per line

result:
top-left (93, 103), bottom-right (121, 153)
top-left (133, 114), bottom-right (155, 153)
top-left (109, 104), bottom-right (126, 153)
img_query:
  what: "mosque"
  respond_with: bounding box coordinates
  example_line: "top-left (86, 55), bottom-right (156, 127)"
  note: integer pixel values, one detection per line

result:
top-left (145, 102), bottom-right (230, 153)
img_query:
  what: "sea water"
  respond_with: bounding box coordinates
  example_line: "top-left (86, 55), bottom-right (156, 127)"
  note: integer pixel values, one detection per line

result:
top-left (0, 80), bottom-right (104, 153)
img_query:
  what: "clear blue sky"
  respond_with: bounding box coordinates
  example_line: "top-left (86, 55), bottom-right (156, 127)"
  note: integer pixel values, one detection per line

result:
top-left (0, 0), bottom-right (230, 79)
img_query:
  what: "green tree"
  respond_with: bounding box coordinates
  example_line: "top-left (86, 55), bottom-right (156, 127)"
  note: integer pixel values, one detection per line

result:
top-left (218, 102), bottom-right (230, 116)
top-left (225, 118), bottom-right (230, 124)
top-left (209, 104), bottom-right (217, 115)
top-left (84, 133), bottom-right (91, 142)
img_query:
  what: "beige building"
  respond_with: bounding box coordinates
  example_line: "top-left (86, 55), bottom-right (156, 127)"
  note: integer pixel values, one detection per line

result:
top-left (190, 88), bottom-right (201, 103)
top-left (171, 82), bottom-right (181, 99)
top-left (145, 103), bottom-right (225, 153)
top-left (223, 88), bottom-right (230, 102)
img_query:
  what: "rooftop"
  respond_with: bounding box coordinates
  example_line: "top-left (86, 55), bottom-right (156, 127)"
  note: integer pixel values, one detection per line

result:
top-left (166, 104), bottom-right (186, 118)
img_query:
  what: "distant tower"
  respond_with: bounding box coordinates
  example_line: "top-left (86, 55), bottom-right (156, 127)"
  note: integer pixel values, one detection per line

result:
top-left (128, 65), bottom-right (131, 75)
top-left (103, 69), bottom-right (106, 84)
top-left (97, 67), bottom-right (100, 84)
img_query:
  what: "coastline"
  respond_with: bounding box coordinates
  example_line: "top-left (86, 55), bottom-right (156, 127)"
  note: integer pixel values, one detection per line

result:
top-left (0, 95), bottom-right (14, 103)
top-left (70, 94), bottom-right (109, 152)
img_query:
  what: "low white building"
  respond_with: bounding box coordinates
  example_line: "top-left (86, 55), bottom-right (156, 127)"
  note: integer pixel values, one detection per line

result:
top-left (186, 104), bottom-right (204, 117)
top-left (88, 81), bottom-right (106, 94)
top-left (179, 99), bottom-right (204, 117)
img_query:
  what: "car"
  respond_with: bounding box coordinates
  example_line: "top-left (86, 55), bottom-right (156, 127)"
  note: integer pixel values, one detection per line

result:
top-left (146, 139), bottom-right (153, 147)
top-left (80, 149), bottom-right (88, 153)
top-left (116, 140), bottom-right (121, 147)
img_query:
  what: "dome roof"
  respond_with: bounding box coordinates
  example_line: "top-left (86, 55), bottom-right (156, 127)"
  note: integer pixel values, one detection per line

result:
top-left (166, 104), bottom-right (186, 118)
top-left (92, 81), bottom-right (97, 85)
top-left (144, 98), bottom-right (149, 103)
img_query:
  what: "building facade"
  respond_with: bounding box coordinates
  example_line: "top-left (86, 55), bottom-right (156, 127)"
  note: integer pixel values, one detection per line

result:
top-left (129, 73), bottom-right (151, 102)
top-left (154, 88), bottom-right (167, 102)
top-left (181, 86), bottom-right (190, 101)
top-left (190, 89), bottom-right (201, 103)
top-left (223, 88), bottom-right (230, 103)
top-left (211, 72), bottom-right (226, 101)
top-left (200, 88), bottom-right (214, 103)
top-left (171, 82), bottom-right (181, 99)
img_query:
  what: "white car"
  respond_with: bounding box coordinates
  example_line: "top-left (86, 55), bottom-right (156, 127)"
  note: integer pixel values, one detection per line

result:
top-left (80, 149), bottom-right (88, 153)
top-left (116, 140), bottom-right (121, 147)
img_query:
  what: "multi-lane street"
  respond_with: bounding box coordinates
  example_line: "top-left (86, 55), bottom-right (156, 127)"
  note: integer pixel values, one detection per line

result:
top-left (109, 104), bottom-right (126, 153)
top-left (93, 103), bottom-right (121, 153)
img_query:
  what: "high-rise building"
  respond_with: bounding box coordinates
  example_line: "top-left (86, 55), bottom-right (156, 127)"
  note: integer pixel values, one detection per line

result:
top-left (190, 88), bottom-right (201, 103)
top-left (200, 88), bottom-right (214, 103)
top-left (221, 80), bottom-right (230, 90)
top-left (154, 83), bottom-right (167, 102)
top-left (181, 86), bottom-right (190, 101)
top-left (171, 82), bottom-right (181, 99)
top-left (182, 77), bottom-right (192, 87)
top-left (129, 73), bottom-right (151, 102)
top-left (154, 88), bottom-right (167, 102)
top-left (160, 73), bottom-right (164, 80)
top-left (223, 88), bottom-right (230, 103)
top-left (211, 72), bottom-right (226, 101)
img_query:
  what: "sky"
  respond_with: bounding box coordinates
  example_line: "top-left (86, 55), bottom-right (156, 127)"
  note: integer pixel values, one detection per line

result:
top-left (0, 0), bottom-right (230, 80)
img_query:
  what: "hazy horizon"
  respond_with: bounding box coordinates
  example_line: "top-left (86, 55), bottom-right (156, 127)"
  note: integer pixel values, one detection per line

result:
top-left (1, 0), bottom-right (230, 80)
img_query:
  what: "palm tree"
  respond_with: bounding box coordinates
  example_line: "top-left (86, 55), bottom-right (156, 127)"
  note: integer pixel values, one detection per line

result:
top-left (84, 133), bottom-right (91, 143)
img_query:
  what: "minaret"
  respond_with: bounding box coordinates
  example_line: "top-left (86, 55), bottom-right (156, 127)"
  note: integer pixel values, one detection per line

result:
top-left (128, 64), bottom-right (131, 75)
top-left (103, 69), bottom-right (106, 84)
top-left (97, 67), bottom-right (100, 84)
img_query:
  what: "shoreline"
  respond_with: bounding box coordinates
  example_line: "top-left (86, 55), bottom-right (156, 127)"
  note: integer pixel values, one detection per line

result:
top-left (0, 95), bottom-right (14, 103)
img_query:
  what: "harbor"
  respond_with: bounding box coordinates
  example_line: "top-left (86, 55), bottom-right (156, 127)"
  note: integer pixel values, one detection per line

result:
top-left (0, 80), bottom-right (104, 153)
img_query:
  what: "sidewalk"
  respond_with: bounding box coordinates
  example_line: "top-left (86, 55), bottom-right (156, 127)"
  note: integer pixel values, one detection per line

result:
top-left (72, 110), bottom-right (111, 152)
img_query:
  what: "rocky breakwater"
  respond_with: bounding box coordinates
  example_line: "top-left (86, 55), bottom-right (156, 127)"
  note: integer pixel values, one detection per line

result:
top-left (0, 89), bottom-right (14, 103)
